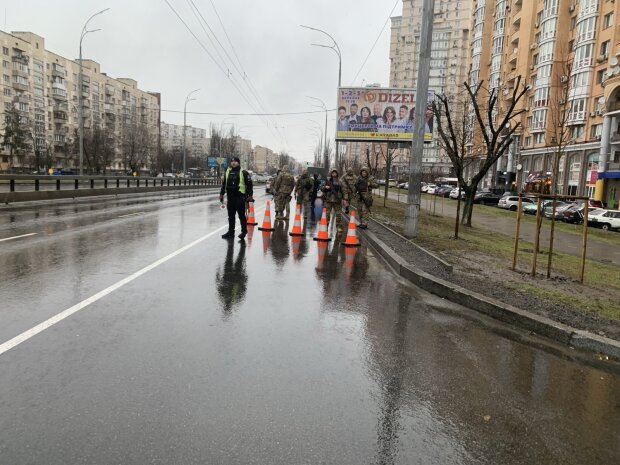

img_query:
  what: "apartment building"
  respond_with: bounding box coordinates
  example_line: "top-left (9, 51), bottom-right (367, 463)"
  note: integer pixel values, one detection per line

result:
top-left (0, 30), bottom-right (161, 173)
top-left (252, 145), bottom-right (279, 174)
top-left (389, 0), bottom-right (474, 176)
top-left (161, 122), bottom-right (210, 160)
top-left (471, 0), bottom-right (620, 206)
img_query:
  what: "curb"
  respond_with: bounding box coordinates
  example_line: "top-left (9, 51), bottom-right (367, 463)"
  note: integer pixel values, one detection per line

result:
top-left (358, 222), bottom-right (620, 361)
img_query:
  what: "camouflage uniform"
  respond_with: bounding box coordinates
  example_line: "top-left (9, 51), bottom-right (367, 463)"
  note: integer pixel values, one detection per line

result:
top-left (273, 166), bottom-right (295, 219)
top-left (322, 169), bottom-right (344, 232)
top-left (295, 171), bottom-right (315, 219)
top-left (355, 167), bottom-right (379, 228)
top-left (341, 168), bottom-right (357, 213)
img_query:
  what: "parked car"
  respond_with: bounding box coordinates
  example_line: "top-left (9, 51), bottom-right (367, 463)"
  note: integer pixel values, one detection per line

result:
top-left (397, 182), bottom-right (409, 189)
top-left (542, 201), bottom-right (572, 219)
top-left (473, 192), bottom-right (501, 205)
top-left (434, 186), bottom-right (453, 197)
top-left (561, 206), bottom-right (603, 224)
top-left (449, 187), bottom-right (465, 200)
top-left (588, 209), bottom-right (620, 230)
top-left (497, 195), bottom-right (535, 211)
top-left (425, 184), bottom-right (437, 194)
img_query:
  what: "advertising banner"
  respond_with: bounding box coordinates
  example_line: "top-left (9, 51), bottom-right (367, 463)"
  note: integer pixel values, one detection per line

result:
top-left (207, 157), bottom-right (228, 168)
top-left (336, 87), bottom-right (435, 142)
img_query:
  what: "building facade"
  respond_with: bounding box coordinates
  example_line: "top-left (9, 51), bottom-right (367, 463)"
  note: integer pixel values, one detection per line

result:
top-left (0, 30), bottom-right (161, 173)
top-left (470, 0), bottom-right (620, 207)
top-left (252, 145), bottom-right (279, 174)
top-left (389, 0), bottom-right (474, 176)
top-left (161, 122), bottom-right (210, 161)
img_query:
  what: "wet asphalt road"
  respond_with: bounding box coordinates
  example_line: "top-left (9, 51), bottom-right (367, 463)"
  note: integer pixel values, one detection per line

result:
top-left (1, 191), bottom-right (619, 465)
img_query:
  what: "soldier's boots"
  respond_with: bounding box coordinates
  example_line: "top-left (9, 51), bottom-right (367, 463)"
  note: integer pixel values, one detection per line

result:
top-left (221, 231), bottom-right (235, 239)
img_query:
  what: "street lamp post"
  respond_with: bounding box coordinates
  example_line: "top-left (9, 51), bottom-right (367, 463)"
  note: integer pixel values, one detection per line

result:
top-left (78, 7), bottom-right (109, 176)
top-left (307, 119), bottom-right (324, 155)
top-left (301, 25), bottom-right (342, 169)
top-left (307, 96), bottom-right (328, 169)
top-left (183, 88), bottom-right (200, 176)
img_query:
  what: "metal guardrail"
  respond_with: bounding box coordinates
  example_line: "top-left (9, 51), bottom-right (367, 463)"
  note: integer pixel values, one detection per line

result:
top-left (0, 175), bottom-right (222, 205)
top-left (0, 175), bottom-right (220, 193)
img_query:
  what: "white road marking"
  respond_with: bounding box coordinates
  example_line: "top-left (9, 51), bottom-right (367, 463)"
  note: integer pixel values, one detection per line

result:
top-left (117, 212), bottom-right (145, 218)
top-left (0, 233), bottom-right (38, 243)
top-left (0, 224), bottom-right (229, 357)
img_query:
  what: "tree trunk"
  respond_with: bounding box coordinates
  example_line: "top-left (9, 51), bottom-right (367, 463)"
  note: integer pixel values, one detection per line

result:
top-left (454, 187), bottom-right (462, 239)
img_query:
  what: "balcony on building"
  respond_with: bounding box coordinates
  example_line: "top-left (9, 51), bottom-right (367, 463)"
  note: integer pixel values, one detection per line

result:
top-left (567, 111), bottom-right (586, 124)
top-left (577, 2), bottom-right (598, 21)
top-left (611, 132), bottom-right (620, 144)
top-left (530, 121), bottom-right (546, 133)
top-left (52, 64), bottom-right (65, 78)
top-left (53, 111), bottom-right (67, 123)
top-left (11, 80), bottom-right (29, 92)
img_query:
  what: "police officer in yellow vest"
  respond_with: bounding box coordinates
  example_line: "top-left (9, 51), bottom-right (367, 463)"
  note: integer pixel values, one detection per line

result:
top-left (220, 157), bottom-right (254, 240)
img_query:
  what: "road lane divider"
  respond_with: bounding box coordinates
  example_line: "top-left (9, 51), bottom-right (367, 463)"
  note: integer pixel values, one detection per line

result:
top-left (0, 203), bottom-right (267, 357)
top-left (117, 212), bottom-right (146, 219)
top-left (0, 233), bottom-right (38, 243)
top-left (0, 223), bottom-right (229, 357)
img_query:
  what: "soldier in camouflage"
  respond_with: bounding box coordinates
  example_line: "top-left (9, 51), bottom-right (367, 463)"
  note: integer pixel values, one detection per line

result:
top-left (294, 170), bottom-right (315, 220)
top-left (273, 166), bottom-right (295, 220)
top-left (322, 168), bottom-right (344, 233)
top-left (355, 166), bottom-right (379, 228)
top-left (340, 167), bottom-right (357, 214)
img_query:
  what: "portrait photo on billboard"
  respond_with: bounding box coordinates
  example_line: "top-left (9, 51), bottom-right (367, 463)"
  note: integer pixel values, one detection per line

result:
top-left (336, 87), bottom-right (434, 142)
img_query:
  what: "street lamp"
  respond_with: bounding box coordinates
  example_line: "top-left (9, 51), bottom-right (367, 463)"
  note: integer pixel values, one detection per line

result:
top-left (183, 88), bottom-right (200, 176)
top-left (307, 96), bottom-right (328, 168)
top-left (301, 25), bottom-right (342, 168)
top-left (78, 7), bottom-right (109, 176)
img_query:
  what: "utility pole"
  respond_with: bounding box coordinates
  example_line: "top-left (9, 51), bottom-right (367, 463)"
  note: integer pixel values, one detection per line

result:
top-left (404, 0), bottom-right (434, 238)
top-left (78, 8), bottom-right (109, 176)
top-left (183, 88), bottom-right (200, 177)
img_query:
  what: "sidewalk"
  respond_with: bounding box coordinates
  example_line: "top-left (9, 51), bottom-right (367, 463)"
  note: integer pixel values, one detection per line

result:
top-left (377, 190), bottom-right (620, 267)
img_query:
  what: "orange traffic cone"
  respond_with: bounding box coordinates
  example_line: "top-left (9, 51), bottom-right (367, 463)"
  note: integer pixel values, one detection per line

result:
top-left (289, 204), bottom-right (304, 237)
top-left (316, 240), bottom-right (328, 271)
top-left (341, 211), bottom-right (361, 247)
top-left (247, 202), bottom-right (258, 226)
top-left (344, 246), bottom-right (357, 280)
top-left (313, 207), bottom-right (331, 242)
top-left (258, 200), bottom-right (275, 231)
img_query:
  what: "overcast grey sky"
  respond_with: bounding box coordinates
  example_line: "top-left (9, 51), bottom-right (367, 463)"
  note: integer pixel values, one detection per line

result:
top-left (5, 0), bottom-right (400, 163)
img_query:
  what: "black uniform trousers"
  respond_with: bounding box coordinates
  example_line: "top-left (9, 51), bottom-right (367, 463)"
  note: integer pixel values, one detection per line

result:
top-left (226, 193), bottom-right (247, 234)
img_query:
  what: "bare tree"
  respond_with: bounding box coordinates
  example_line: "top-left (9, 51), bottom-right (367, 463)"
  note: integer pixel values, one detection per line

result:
top-left (365, 142), bottom-right (382, 176)
top-left (1, 107), bottom-right (32, 171)
top-left (434, 77), bottom-right (528, 227)
top-left (432, 92), bottom-right (475, 238)
top-left (547, 52), bottom-right (573, 196)
top-left (380, 142), bottom-right (400, 207)
top-left (122, 121), bottom-right (155, 174)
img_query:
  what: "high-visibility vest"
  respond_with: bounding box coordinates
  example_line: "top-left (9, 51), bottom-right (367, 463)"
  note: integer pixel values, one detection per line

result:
top-left (225, 167), bottom-right (246, 194)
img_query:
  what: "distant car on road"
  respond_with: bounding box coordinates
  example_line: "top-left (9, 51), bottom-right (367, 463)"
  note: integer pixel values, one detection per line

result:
top-left (422, 183), bottom-right (436, 193)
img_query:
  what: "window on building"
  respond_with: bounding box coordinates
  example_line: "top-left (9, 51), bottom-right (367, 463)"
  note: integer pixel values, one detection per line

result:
top-left (570, 125), bottom-right (584, 140)
top-left (2, 47), bottom-right (8, 55)
top-left (525, 136), bottom-right (532, 147)
top-left (596, 69), bottom-right (606, 84)
top-left (534, 133), bottom-right (545, 145)
top-left (600, 40), bottom-right (610, 58)
top-left (2, 60), bottom-right (9, 68)
top-left (3, 74), bottom-right (9, 83)
top-left (3, 88), bottom-right (11, 96)
top-left (590, 124), bottom-right (602, 139)
top-left (603, 12), bottom-right (614, 29)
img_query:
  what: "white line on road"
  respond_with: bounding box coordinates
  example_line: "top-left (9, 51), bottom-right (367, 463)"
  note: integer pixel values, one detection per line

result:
top-left (117, 212), bottom-right (145, 218)
top-left (0, 223), bottom-right (229, 357)
top-left (0, 233), bottom-right (38, 243)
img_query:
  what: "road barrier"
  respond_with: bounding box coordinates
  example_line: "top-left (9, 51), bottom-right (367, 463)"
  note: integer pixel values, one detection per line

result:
top-left (0, 175), bottom-right (220, 204)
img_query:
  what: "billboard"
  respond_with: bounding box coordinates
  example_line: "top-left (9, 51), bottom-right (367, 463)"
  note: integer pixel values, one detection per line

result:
top-left (207, 156), bottom-right (229, 168)
top-left (336, 87), bottom-right (434, 142)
